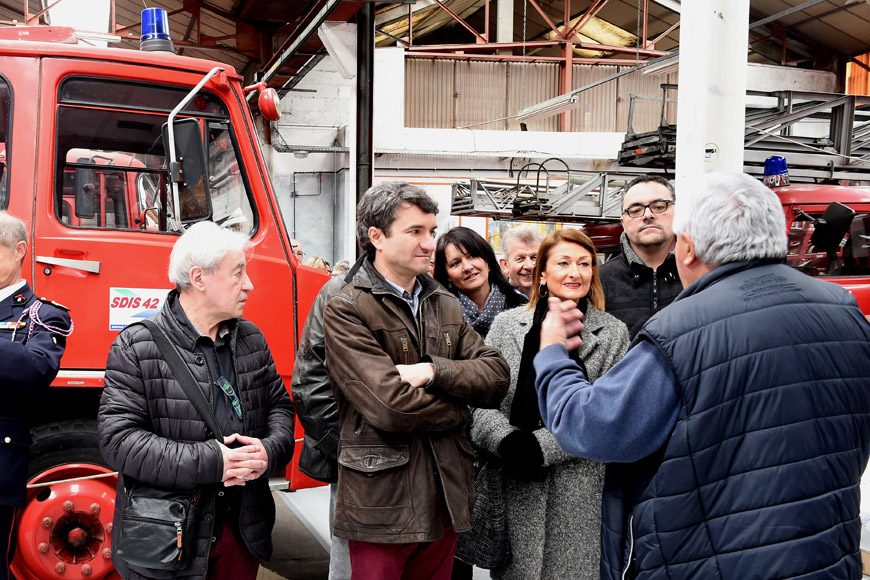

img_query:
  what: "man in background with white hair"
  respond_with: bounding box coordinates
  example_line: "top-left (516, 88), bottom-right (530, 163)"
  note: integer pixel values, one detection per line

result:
top-left (98, 221), bottom-right (295, 580)
top-left (0, 211), bottom-right (72, 580)
top-left (499, 225), bottom-right (542, 297)
top-left (533, 172), bottom-right (870, 579)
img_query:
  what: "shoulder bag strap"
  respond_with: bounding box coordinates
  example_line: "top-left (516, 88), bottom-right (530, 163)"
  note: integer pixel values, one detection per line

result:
top-left (139, 319), bottom-right (224, 440)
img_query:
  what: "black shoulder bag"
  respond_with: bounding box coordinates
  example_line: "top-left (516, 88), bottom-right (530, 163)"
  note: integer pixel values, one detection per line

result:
top-left (114, 319), bottom-right (225, 572)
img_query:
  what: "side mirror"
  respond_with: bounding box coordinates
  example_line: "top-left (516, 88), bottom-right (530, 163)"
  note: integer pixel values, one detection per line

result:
top-left (161, 117), bottom-right (212, 223)
top-left (811, 202), bottom-right (855, 253)
top-left (74, 166), bottom-right (96, 219)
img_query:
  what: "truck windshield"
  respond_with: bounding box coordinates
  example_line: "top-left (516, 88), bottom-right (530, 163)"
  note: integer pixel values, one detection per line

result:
top-left (53, 77), bottom-right (256, 235)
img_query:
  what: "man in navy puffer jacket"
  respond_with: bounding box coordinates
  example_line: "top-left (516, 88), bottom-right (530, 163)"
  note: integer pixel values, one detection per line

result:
top-left (534, 171), bottom-right (870, 580)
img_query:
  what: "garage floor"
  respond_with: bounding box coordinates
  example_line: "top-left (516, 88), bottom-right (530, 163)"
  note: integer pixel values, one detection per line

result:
top-left (257, 486), bottom-right (490, 580)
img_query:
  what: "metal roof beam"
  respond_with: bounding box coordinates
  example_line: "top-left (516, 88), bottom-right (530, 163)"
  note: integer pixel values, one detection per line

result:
top-left (650, 0), bottom-right (680, 13)
top-left (749, 0), bottom-right (828, 30)
top-left (260, 0), bottom-right (341, 84)
top-left (430, 0), bottom-right (486, 43)
top-left (406, 40), bottom-right (669, 57)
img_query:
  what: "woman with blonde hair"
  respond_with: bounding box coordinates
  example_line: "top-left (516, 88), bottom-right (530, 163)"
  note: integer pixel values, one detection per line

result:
top-left (471, 228), bottom-right (629, 579)
top-left (304, 255), bottom-right (331, 274)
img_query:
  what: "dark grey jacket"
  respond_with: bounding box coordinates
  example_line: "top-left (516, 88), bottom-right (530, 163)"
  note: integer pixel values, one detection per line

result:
top-left (98, 291), bottom-right (295, 580)
top-left (291, 273), bottom-right (351, 483)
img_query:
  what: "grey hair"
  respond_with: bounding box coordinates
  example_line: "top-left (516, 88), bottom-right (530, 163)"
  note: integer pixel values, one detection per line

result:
top-left (0, 212), bottom-right (27, 255)
top-left (169, 221), bottom-right (251, 290)
top-left (673, 172), bottom-right (787, 267)
top-left (501, 226), bottom-right (542, 261)
top-left (332, 259), bottom-right (350, 273)
top-left (357, 182), bottom-right (439, 259)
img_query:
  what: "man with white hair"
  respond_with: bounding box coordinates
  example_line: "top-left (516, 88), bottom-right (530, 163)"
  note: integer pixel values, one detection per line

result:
top-left (98, 221), bottom-right (295, 580)
top-left (499, 225), bottom-right (542, 297)
top-left (533, 172), bottom-right (870, 579)
top-left (0, 211), bottom-right (72, 580)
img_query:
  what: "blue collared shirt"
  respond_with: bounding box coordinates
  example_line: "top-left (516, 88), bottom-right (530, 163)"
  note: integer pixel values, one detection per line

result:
top-left (384, 277), bottom-right (424, 318)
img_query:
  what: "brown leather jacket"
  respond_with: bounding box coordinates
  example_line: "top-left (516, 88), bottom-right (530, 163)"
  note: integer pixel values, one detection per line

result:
top-left (323, 259), bottom-right (509, 543)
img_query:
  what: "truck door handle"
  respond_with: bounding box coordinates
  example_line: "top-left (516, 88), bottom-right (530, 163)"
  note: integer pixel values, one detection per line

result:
top-left (36, 256), bottom-right (101, 274)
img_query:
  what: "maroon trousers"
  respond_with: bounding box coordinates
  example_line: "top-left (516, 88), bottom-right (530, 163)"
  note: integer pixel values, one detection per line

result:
top-left (205, 524), bottom-right (260, 580)
top-left (347, 525), bottom-right (458, 580)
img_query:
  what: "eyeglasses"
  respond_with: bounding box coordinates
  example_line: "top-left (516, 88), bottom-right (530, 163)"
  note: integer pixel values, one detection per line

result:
top-left (622, 199), bottom-right (674, 219)
top-left (215, 376), bottom-right (243, 421)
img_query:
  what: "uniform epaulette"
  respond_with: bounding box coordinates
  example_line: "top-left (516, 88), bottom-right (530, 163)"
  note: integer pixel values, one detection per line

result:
top-left (37, 297), bottom-right (70, 311)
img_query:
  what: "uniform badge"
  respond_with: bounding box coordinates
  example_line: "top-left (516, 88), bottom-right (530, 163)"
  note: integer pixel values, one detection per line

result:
top-left (0, 321), bottom-right (26, 330)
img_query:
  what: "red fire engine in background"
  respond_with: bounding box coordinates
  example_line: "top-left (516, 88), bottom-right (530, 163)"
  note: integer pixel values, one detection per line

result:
top-left (0, 24), bottom-right (327, 579)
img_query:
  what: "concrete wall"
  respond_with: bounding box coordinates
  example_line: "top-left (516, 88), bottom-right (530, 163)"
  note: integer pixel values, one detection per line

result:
top-left (267, 54), bottom-right (356, 266)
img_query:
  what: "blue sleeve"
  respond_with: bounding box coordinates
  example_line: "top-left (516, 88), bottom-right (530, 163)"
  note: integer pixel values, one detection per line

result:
top-left (0, 306), bottom-right (70, 391)
top-left (533, 340), bottom-right (679, 463)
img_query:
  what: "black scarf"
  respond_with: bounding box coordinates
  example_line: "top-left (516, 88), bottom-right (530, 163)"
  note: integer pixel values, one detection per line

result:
top-left (509, 297), bottom-right (588, 431)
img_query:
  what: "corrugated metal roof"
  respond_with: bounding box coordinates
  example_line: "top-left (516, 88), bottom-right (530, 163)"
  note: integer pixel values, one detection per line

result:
top-left (3, 1), bottom-right (870, 94)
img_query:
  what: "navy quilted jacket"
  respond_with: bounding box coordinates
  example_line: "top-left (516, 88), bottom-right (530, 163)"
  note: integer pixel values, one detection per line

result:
top-left (601, 260), bottom-right (870, 580)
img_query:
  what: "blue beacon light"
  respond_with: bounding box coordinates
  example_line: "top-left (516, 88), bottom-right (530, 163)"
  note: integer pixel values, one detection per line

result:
top-left (140, 8), bottom-right (175, 53)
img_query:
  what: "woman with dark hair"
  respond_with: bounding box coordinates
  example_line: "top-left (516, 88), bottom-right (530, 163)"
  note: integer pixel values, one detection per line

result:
top-left (434, 227), bottom-right (526, 579)
top-left (471, 228), bottom-right (629, 579)
top-left (434, 227), bottom-right (527, 339)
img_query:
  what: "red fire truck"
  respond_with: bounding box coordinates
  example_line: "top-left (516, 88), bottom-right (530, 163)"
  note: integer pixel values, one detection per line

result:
top-left (776, 183), bottom-right (870, 314)
top-left (0, 27), bottom-right (328, 579)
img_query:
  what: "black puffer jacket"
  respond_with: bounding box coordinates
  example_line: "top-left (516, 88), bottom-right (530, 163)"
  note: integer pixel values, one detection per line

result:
top-left (98, 291), bottom-right (295, 580)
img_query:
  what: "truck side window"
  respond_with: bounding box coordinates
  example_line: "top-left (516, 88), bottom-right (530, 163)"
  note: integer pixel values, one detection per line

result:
top-left (206, 123), bottom-right (255, 234)
top-left (53, 76), bottom-right (257, 235)
top-left (0, 77), bottom-right (10, 210)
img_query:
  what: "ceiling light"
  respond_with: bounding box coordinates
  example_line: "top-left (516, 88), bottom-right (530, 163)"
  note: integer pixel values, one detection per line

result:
top-left (516, 93), bottom-right (580, 122)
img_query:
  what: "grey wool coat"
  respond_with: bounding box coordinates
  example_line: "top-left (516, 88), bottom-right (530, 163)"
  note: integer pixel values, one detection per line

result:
top-left (471, 304), bottom-right (629, 580)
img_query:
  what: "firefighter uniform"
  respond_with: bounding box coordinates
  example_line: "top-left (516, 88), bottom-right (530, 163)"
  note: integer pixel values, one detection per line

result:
top-left (0, 282), bottom-right (71, 578)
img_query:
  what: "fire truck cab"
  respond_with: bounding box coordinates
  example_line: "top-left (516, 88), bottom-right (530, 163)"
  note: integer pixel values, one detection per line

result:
top-left (0, 31), bottom-right (326, 580)
top-left (775, 184), bottom-right (870, 314)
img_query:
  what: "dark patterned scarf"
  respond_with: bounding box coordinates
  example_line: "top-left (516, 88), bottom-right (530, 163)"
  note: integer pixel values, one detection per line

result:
top-left (457, 283), bottom-right (506, 339)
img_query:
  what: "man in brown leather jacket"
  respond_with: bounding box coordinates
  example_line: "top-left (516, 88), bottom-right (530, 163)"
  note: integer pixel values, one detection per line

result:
top-left (323, 182), bottom-right (509, 580)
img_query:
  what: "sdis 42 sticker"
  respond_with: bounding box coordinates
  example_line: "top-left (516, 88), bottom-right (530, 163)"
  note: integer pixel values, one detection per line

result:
top-left (109, 287), bottom-right (172, 330)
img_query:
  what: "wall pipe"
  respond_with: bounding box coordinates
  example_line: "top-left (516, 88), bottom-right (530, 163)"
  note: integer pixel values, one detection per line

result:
top-left (356, 3), bottom-right (375, 214)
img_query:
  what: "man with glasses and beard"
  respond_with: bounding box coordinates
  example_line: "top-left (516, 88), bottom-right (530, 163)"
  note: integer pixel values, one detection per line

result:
top-left (599, 175), bottom-right (682, 338)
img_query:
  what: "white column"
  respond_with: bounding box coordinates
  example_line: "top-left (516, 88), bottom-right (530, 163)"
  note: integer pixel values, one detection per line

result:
top-left (497, 0), bottom-right (514, 52)
top-left (675, 0), bottom-right (750, 198)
